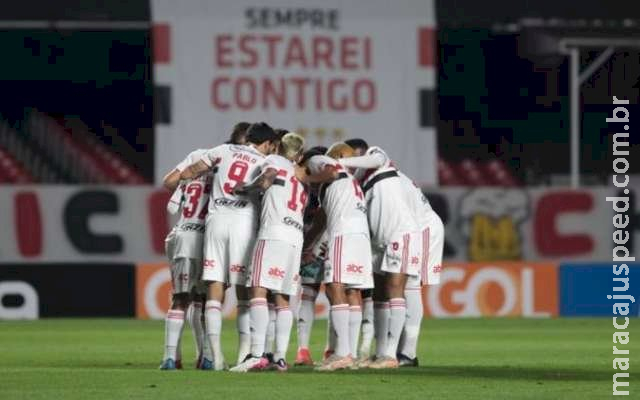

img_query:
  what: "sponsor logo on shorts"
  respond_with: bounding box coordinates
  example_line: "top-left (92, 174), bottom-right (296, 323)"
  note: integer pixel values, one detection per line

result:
top-left (346, 264), bottom-right (364, 274)
top-left (229, 264), bottom-right (246, 273)
top-left (268, 267), bottom-right (285, 279)
top-left (283, 216), bottom-right (303, 231)
top-left (203, 259), bottom-right (216, 269)
top-left (213, 198), bottom-right (249, 208)
top-left (179, 223), bottom-right (205, 233)
top-left (432, 265), bottom-right (442, 273)
top-left (411, 256), bottom-right (420, 265)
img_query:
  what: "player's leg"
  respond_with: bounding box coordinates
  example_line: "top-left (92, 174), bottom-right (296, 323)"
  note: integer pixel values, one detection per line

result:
top-left (273, 293), bottom-right (293, 371)
top-left (295, 284), bottom-right (319, 365)
top-left (398, 279), bottom-right (422, 367)
top-left (359, 289), bottom-right (374, 359)
top-left (235, 284), bottom-right (251, 364)
top-left (265, 293), bottom-right (276, 362)
top-left (347, 289), bottom-right (362, 359)
top-left (161, 291), bottom-right (189, 370)
top-left (372, 273), bottom-right (390, 361)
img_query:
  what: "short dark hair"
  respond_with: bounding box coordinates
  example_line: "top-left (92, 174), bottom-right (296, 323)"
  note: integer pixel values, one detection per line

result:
top-left (229, 122), bottom-right (250, 144)
top-left (274, 129), bottom-right (288, 140)
top-left (344, 138), bottom-right (369, 152)
top-left (300, 146), bottom-right (328, 165)
top-left (246, 122), bottom-right (278, 144)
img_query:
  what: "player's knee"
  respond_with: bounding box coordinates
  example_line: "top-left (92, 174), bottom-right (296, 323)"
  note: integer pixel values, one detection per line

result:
top-left (171, 293), bottom-right (190, 310)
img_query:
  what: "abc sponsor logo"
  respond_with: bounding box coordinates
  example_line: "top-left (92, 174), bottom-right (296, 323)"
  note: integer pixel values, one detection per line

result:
top-left (268, 267), bottom-right (285, 279)
top-left (346, 264), bottom-right (364, 274)
top-left (424, 262), bottom-right (558, 317)
top-left (203, 259), bottom-right (216, 269)
top-left (229, 264), bottom-right (246, 273)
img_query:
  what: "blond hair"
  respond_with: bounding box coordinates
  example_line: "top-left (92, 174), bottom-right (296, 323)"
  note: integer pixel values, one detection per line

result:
top-left (326, 142), bottom-right (354, 159)
top-left (279, 132), bottom-right (305, 161)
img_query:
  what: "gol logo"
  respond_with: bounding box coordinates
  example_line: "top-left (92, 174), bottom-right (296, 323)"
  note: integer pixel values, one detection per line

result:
top-left (424, 262), bottom-right (558, 318)
top-left (346, 264), bottom-right (364, 274)
top-left (230, 264), bottom-right (246, 273)
top-left (203, 259), bottom-right (216, 269)
top-left (268, 267), bottom-right (285, 279)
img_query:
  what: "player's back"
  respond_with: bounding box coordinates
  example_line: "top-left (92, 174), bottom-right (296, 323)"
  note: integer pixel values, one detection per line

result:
top-left (174, 149), bottom-right (212, 233)
top-left (258, 154), bottom-right (307, 246)
top-left (202, 143), bottom-right (265, 219)
top-left (308, 155), bottom-right (368, 236)
top-left (398, 171), bottom-right (433, 228)
top-left (358, 148), bottom-right (418, 245)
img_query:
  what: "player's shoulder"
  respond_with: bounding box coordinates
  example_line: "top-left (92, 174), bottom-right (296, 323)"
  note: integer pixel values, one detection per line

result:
top-left (264, 154), bottom-right (292, 168)
top-left (366, 146), bottom-right (388, 157)
top-left (188, 148), bottom-right (209, 160)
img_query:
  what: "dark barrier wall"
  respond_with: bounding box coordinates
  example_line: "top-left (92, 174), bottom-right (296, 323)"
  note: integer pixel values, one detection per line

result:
top-left (0, 264), bottom-right (136, 318)
top-left (0, 0), bottom-right (149, 21)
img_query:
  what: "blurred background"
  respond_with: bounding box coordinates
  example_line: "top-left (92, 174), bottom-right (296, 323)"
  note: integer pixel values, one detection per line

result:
top-left (0, 0), bottom-right (638, 320)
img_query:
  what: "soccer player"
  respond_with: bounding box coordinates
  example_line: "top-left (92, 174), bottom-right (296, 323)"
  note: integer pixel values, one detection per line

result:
top-left (397, 172), bottom-right (444, 366)
top-left (159, 149), bottom-right (213, 370)
top-left (338, 144), bottom-right (421, 369)
top-left (303, 143), bottom-right (373, 371)
top-left (180, 122), bottom-right (279, 370)
top-left (229, 133), bottom-right (307, 372)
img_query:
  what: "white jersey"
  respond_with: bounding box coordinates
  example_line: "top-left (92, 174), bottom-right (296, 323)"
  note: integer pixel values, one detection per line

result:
top-left (257, 154), bottom-right (307, 246)
top-left (341, 146), bottom-right (417, 246)
top-left (173, 149), bottom-right (212, 232)
top-left (201, 144), bottom-right (265, 219)
top-left (398, 171), bottom-right (432, 229)
top-left (307, 155), bottom-right (369, 236)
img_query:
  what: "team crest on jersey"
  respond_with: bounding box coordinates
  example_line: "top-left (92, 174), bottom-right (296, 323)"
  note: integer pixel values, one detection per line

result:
top-left (392, 242), bottom-right (399, 251)
top-left (268, 267), bottom-right (285, 279)
top-left (346, 264), bottom-right (364, 274)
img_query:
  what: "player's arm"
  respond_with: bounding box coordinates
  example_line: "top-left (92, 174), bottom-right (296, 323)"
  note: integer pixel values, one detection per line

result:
top-left (302, 209), bottom-right (327, 262)
top-left (162, 169), bottom-right (182, 191)
top-left (180, 160), bottom-right (210, 181)
top-left (166, 184), bottom-right (185, 215)
top-left (302, 165), bottom-right (339, 184)
top-left (297, 156), bottom-right (339, 184)
top-left (337, 152), bottom-right (386, 169)
top-left (233, 168), bottom-right (278, 196)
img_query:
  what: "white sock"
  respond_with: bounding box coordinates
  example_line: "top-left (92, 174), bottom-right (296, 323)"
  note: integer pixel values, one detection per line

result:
top-left (330, 304), bottom-right (351, 357)
top-left (163, 309), bottom-right (185, 361)
top-left (274, 306), bottom-right (293, 361)
top-left (249, 298), bottom-right (269, 357)
top-left (188, 302), bottom-right (204, 361)
top-left (349, 305), bottom-right (362, 357)
top-left (236, 300), bottom-right (251, 363)
top-left (359, 298), bottom-right (374, 357)
top-left (399, 289), bottom-right (423, 359)
top-left (374, 302), bottom-right (390, 358)
top-left (385, 298), bottom-right (407, 358)
top-left (204, 300), bottom-right (223, 363)
top-left (266, 303), bottom-right (276, 353)
top-left (297, 286), bottom-right (317, 350)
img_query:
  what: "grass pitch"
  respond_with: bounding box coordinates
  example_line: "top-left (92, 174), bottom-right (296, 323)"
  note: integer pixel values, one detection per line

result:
top-left (0, 318), bottom-right (636, 399)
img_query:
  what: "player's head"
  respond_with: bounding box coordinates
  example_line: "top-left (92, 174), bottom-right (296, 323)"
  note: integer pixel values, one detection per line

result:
top-left (272, 128), bottom-right (289, 154)
top-left (344, 138), bottom-right (369, 156)
top-left (326, 142), bottom-right (354, 159)
top-left (279, 132), bottom-right (305, 162)
top-left (229, 121), bottom-right (250, 145)
top-left (299, 146), bottom-right (327, 166)
top-left (245, 122), bottom-right (278, 155)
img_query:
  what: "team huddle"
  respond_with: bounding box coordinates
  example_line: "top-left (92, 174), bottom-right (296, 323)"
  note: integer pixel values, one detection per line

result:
top-left (160, 122), bottom-right (444, 372)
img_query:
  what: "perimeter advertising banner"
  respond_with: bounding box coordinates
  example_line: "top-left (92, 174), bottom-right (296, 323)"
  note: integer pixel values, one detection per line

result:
top-left (151, 0), bottom-right (437, 185)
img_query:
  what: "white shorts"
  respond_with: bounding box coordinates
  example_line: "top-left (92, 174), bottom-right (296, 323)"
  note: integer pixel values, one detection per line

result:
top-left (165, 228), bottom-right (204, 260)
top-left (372, 232), bottom-right (422, 277)
top-left (165, 230), bottom-right (205, 294)
top-left (201, 213), bottom-right (257, 285)
top-left (407, 212), bottom-right (445, 288)
top-left (248, 239), bottom-right (301, 296)
top-left (324, 232), bottom-right (373, 287)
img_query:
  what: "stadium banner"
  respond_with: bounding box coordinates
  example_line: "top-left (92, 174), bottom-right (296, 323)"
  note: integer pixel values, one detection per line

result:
top-left (0, 185), bottom-right (638, 263)
top-left (423, 262), bottom-right (559, 318)
top-left (135, 263), bottom-right (331, 320)
top-left (151, 0), bottom-right (438, 185)
top-left (559, 263), bottom-right (640, 317)
top-left (0, 264), bottom-right (135, 319)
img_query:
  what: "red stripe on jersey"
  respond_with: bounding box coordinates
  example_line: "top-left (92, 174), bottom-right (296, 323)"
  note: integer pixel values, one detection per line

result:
top-left (15, 191), bottom-right (42, 257)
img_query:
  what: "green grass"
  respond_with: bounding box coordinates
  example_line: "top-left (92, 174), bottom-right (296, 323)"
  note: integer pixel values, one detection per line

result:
top-left (0, 318), bottom-right (636, 399)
